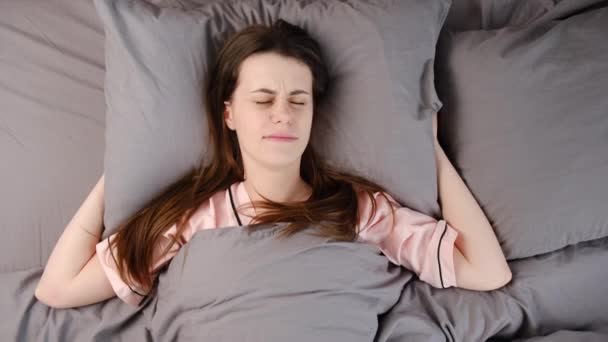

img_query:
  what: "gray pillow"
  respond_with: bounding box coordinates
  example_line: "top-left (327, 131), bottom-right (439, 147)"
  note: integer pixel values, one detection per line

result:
top-left (443, 0), bottom-right (607, 31)
top-left (444, 0), bottom-right (545, 31)
top-left (94, 0), bottom-right (451, 236)
top-left (435, 5), bottom-right (608, 259)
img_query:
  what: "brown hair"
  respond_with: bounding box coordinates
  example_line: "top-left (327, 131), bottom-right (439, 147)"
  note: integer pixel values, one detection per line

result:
top-left (107, 19), bottom-right (396, 303)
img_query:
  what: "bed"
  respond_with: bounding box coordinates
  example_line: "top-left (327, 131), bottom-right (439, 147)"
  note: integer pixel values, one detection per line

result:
top-left (1, 0), bottom-right (607, 341)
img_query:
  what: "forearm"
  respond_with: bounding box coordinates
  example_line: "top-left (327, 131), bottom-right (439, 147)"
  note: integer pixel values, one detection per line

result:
top-left (37, 175), bottom-right (105, 289)
top-left (434, 141), bottom-right (509, 274)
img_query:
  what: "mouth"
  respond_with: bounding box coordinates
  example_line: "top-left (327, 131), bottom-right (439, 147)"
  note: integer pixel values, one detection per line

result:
top-left (263, 135), bottom-right (298, 141)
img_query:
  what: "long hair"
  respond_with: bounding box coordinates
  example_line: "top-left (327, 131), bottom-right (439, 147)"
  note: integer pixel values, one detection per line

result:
top-left (108, 19), bottom-right (396, 300)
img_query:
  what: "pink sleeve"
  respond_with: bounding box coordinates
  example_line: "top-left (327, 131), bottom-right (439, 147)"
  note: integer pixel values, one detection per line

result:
top-left (95, 221), bottom-right (194, 307)
top-left (357, 191), bottom-right (459, 288)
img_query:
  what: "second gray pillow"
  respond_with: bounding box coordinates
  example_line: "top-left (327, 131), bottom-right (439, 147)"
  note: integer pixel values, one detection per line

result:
top-left (435, 5), bottom-right (608, 259)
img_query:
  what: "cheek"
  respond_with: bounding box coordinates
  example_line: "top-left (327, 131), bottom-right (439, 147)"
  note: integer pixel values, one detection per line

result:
top-left (235, 109), bottom-right (266, 135)
top-left (304, 109), bottom-right (314, 126)
top-left (233, 105), bottom-right (260, 125)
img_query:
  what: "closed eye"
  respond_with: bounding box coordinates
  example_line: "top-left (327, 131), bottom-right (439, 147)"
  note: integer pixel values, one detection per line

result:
top-left (255, 101), bottom-right (306, 105)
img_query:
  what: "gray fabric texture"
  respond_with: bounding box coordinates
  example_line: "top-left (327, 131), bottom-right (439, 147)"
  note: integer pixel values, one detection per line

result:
top-left (2, 225), bottom-right (608, 341)
top-left (95, 0), bottom-right (450, 237)
top-left (2, 0), bottom-right (608, 340)
top-left (435, 2), bottom-right (608, 259)
top-left (444, 0), bottom-right (608, 31)
top-left (144, 224), bottom-right (411, 341)
top-left (0, 0), bottom-right (105, 272)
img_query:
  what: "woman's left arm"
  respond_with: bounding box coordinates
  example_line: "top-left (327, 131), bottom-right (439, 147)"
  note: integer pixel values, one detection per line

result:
top-left (433, 114), bottom-right (512, 291)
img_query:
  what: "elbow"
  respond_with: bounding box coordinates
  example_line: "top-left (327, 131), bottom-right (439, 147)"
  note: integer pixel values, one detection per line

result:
top-left (483, 267), bottom-right (513, 291)
top-left (35, 284), bottom-right (67, 309)
top-left (34, 286), bottom-right (50, 307)
top-left (453, 248), bottom-right (512, 291)
top-left (502, 268), bottom-right (513, 285)
top-left (495, 269), bottom-right (512, 289)
top-left (462, 264), bottom-right (512, 291)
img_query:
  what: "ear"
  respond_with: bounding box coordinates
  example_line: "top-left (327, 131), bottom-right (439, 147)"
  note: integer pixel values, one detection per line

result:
top-left (223, 101), bottom-right (235, 130)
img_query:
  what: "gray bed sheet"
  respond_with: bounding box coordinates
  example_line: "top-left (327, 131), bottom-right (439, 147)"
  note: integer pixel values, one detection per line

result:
top-left (0, 0), bottom-right (106, 272)
top-left (2, 0), bottom-right (608, 341)
top-left (1, 224), bottom-right (607, 341)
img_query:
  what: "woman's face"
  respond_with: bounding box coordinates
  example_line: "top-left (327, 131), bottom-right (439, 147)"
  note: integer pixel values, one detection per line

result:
top-left (224, 51), bottom-right (314, 172)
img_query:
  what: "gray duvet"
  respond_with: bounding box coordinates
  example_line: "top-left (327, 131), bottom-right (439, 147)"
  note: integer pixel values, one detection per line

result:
top-left (2, 224), bottom-right (607, 341)
top-left (1, 0), bottom-right (608, 340)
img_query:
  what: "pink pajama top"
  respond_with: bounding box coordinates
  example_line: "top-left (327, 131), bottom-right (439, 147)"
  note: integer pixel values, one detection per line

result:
top-left (96, 181), bottom-right (459, 307)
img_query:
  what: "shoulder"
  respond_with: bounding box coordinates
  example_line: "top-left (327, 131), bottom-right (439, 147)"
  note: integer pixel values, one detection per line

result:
top-left (172, 187), bottom-right (227, 240)
top-left (356, 189), bottom-right (400, 233)
top-left (356, 189), bottom-right (399, 209)
top-left (189, 187), bottom-right (227, 226)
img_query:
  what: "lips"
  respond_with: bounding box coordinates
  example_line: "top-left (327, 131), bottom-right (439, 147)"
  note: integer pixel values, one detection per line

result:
top-left (264, 134), bottom-right (298, 140)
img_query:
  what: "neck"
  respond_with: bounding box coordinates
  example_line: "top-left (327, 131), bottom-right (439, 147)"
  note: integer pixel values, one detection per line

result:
top-left (242, 158), bottom-right (311, 204)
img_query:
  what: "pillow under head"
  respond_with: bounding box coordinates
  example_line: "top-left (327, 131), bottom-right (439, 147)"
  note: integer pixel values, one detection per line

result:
top-left (95, 0), bottom-right (451, 236)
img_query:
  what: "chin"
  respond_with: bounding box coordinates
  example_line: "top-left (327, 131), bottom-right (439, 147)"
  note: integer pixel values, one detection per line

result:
top-left (258, 154), bottom-right (303, 170)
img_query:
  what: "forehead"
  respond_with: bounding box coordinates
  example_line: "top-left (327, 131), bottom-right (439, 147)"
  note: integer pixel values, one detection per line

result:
top-left (236, 52), bottom-right (312, 91)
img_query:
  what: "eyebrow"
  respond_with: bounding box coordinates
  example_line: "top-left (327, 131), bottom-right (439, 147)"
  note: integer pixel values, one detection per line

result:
top-left (249, 88), bottom-right (310, 96)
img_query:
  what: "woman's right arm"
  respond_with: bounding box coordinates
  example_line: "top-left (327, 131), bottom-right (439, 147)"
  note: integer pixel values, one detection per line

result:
top-left (35, 174), bottom-right (117, 308)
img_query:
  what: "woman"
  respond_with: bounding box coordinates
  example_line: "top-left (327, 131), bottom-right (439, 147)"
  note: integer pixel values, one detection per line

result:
top-left (35, 19), bottom-right (511, 309)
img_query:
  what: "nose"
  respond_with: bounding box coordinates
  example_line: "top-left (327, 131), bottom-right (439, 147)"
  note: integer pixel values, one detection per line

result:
top-left (270, 100), bottom-right (293, 125)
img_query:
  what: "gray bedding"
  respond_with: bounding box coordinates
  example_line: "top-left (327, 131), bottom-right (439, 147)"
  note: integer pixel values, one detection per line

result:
top-left (1, 224), bottom-right (607, 341)
top-left (2, 0), bottom-right (608, 341)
